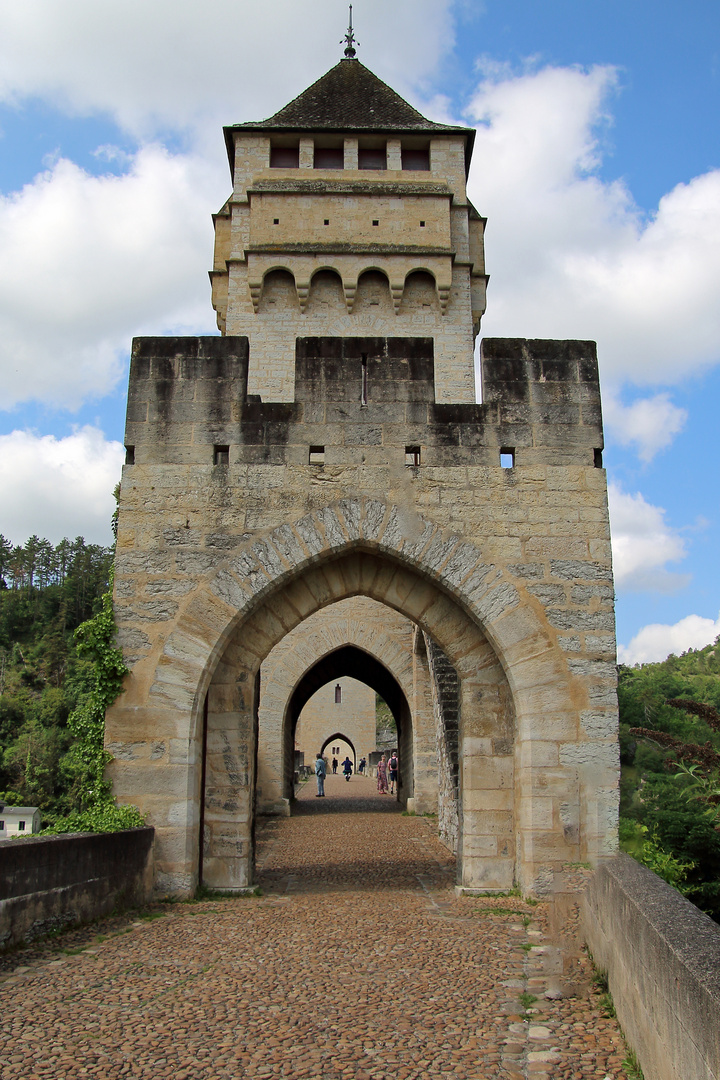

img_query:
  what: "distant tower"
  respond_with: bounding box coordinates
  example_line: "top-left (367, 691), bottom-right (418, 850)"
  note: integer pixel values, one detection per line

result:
top-left (210, 48), bottom-right (487, 403)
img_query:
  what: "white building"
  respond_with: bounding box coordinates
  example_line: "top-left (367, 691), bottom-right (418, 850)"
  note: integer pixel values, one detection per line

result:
top-left (0, 806), bottom-right (41, 839)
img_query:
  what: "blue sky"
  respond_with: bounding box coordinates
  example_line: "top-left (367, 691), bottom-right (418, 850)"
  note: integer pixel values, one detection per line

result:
top-left (0, 0), bottom-right (718, 663)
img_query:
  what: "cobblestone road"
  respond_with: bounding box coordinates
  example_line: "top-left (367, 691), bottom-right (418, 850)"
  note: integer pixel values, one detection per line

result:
top-left (0, 776), bottom-right (631, 1079)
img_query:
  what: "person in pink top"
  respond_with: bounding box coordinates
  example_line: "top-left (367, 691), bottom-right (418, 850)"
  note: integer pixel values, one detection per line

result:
top-left (376, 754), bottom-right (388, 794)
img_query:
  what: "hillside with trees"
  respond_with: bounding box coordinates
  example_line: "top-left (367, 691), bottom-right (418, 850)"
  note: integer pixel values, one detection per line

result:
top-left (0, 534), bottom-right (114, 824)
top-left (618, 638), bottom-right (720, 921)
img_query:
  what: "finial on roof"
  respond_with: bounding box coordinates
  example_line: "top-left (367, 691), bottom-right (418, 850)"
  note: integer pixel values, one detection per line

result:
top-left (342, 4), bottom-right (358, 59)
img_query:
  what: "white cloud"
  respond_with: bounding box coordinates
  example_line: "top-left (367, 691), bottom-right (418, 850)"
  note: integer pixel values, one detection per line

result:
top-left (0, 0), bottom-right (455, 140)
top-left (608, 482), bottom-right (689, 593)
top-left (618, 613), bottom-right (720, 666)
top-left (603, 393), bottom-right (687, 463)
top-left (0, 146), bottom-right (227, 409)
top-left (468, 65), bottom-right (720, 390)
top-left (0, 427), bottom-right (124, 545)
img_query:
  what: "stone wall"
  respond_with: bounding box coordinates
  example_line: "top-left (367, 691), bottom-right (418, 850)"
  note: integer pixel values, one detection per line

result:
top-left (109, 333), bottom-right (619, 896)
top-left (425, 635), bottom-right (460, 852)
top-left (583, 854), bottom-right (720, 1080)
top-left (0, 828), bottom-right (155, 950)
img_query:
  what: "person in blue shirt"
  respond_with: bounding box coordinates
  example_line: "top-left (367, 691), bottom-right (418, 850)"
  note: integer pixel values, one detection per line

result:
top-left (315, 752), bottom-right (326, 796)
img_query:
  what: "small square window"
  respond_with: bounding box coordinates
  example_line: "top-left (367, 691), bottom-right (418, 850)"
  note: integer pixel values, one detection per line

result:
top-left (125, 445), bottom-right (135, 465)
top-left (324, 219), bottom-right (330, 225)
top-left (500, 448), bottom-right (515, 469)
top-left (309, 445), bottom-right (325, 465)
top-left (405, 445), bottom-right (421, 467)
top-left (273, 218), bottom-right (279, 225)
top-left (372, 219), bottom-right (379, 226)
top-left (214, 445), bottom-right (230, 465)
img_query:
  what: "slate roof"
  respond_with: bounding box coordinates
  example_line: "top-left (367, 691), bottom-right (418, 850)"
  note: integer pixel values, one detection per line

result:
top-left (224, 58), bottom-right (475, 173)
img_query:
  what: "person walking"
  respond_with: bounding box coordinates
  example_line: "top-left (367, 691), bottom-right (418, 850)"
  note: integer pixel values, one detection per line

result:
top-left (388, 751), bottom-right (399, 796)
top-left (315, 752), bottom-right (326, 797)
top-left (332, 756), bottom-right (338, 774)
top-left (342, 756), bottom-right (353, 782)
top-left (358, 757), bottom-right (366, 775)
top-left (376, 754), bottom-right (388, 794)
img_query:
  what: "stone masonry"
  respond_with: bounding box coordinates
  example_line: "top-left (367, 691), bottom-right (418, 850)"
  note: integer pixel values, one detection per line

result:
top-left (106, 54), bottom-right (620, 900)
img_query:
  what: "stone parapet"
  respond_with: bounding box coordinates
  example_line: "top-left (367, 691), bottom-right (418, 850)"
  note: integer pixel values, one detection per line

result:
top-left (583, 854), bottom-right (720, 1080)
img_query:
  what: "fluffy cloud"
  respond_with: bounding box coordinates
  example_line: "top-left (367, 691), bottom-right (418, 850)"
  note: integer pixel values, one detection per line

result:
top-left (0, 427), bottom-right (124, 545)
top-left (0, 0), bottom-right (454, 140)
top-left (618, 613), bottom-right (720, 666)
top-left (468, 65), bottom-right (720, 390)
top-left (0, 146), bottom-right (226, 409)
top-left (602, 393), bottom-right (687, 463)
top-left (608, 482), bottom-right (689, 593)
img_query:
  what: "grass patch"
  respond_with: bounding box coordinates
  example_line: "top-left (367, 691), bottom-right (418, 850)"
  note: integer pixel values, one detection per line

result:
top-left (137, 911), bottom-right (167, 921)
top-left (61, 946), bottom-right (87, 955)
top-left (474, 907), bottom-right (529, 917)
top-left (518, 991), bottom-right (537, 1011)
top-left (519, 942), bottom-right (533, 952)
top-left (622, 1048), bottom-right (644, 1080)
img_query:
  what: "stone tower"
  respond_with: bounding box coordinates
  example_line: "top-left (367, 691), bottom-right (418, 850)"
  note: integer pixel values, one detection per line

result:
top-left (107, 49), bottom-right (620, 899)
top-left (210, 57), bottom-right (486, 403)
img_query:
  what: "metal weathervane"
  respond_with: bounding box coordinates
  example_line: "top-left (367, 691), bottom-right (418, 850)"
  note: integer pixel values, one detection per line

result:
top-left (342, 4), bottom-right (359, 58)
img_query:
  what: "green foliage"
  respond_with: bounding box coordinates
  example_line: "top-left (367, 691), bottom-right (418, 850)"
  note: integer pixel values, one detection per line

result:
top-left (0, 534), bottom-right (142, 834)
top-left (619, 636), bottom-right (720, 921)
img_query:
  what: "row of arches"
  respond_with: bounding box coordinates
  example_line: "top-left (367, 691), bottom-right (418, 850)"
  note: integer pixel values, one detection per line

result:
top-left (250, 268), bottom-right (450, 316)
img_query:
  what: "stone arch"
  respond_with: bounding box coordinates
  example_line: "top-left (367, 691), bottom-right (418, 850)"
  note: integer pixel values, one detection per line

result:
top-left (285, 644), bottom-right (415, 807)
top-left (320, 731), bottom-right (357, 764)
top-left (256, 267), bottom-right (299, 313)
top-left (254, 598), bottom-right (436, 817)
top-left (353, 269), bottom-right (393, 318)
top-left (111, 497), bottom-right (615, 898)
top-left (400, 269), bottom-right (441, 318)
top-left (305, 268), bottom-right (345, 316)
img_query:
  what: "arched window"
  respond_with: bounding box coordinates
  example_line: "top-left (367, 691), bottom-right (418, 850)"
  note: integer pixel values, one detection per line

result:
top-left (335, 684), bottom-right (342, 704)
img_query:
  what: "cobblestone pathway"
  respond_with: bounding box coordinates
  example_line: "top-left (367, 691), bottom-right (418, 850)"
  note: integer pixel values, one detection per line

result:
top-left (1, 776), bottom-right (631, 1079)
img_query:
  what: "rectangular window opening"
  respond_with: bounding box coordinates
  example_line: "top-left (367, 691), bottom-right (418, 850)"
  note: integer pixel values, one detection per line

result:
top-left (594, 448), bottom-right (603, 468)
top-left (270, 144), bottom-right (299, 168)
top-left (361, 354), bottom-right (368, 407)
top-left (335, 684), bottom-right (342, 704)
top-left (358, 143), bottom-right (387, 170)
top-left (0, 821), bottom-right (4, 831)
top-left (125, 445), bottom-right (135, 466)
top-left (372, 219), bottom-right (379, 226)
top-left (273, 218), bottom-right (279, 225)
top-left (405, 445), bottom-right (421, 467)
top-left (419, 220), bottom-right (426, 227)
top-left (18, 820), bottom-right (25, 831)
top-left (402, 145), bottom-right (430, 171)
top-left (214, 445), bottom-right (230, 465)
top-left (324, 219), bottom-right (330, 225)
top-left (309, 445), bottom-right (325, 465)
top-left (314, 146), bottom-right (344, 169)
top-left (500, 448), bottom-right (515, 469)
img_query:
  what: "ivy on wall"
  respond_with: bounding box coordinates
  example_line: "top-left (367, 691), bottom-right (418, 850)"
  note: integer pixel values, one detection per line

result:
top-left (42, 570), bottom-right (145, 835)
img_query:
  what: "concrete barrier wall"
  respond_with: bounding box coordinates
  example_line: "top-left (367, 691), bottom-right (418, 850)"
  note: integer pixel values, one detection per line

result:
top-left (0, 827), bottom-right (154, 950)
top-left (583, 853), bottom-right (720, 1080)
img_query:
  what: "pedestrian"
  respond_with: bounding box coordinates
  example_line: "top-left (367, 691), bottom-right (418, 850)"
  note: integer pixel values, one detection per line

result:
top-left (315, 752), bottom-right (326, 797)
top-left (388, 751), bottom-right (399, 795)
top-left (332, 756), bottom-right (338, 774)
top-left (342, 755), bottom-right (353, 781)
top-left (358, 757), bottom-right (366, 775)
top-left (377, 754), bottom-right (388, 794)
